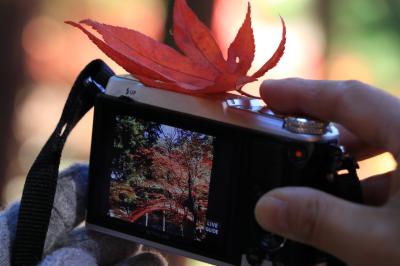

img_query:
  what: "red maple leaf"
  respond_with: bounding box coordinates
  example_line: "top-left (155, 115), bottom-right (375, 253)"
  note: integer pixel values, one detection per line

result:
top-left (66, 0), bottom-right (286, 96)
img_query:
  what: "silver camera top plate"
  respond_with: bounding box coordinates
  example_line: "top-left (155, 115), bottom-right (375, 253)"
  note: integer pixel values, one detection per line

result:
top-left (104, 75), bottom-right (338, 143)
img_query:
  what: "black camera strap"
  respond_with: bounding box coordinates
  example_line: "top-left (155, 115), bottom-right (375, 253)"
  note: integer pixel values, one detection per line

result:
top-left (11, 60), bottom-right (114, 266)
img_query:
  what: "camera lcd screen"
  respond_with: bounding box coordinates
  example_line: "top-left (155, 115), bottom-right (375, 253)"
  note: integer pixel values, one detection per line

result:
top-left (108, 115), bottom-right (216, 243)
top-left (87, 96), bottom-right (241, 264)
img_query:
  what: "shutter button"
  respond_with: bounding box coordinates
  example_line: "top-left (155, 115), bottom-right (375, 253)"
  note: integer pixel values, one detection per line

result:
top-left (283, 116), bottom-right (330, 135)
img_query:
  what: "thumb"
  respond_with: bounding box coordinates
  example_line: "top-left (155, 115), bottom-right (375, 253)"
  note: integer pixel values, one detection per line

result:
top-left (255, 187), bottom-right (388, 265)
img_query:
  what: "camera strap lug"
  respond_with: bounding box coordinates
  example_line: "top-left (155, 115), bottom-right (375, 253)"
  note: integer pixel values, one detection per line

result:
top-left (329, 144), bottom-right (363, 204)
top-left (323, 145), bottom-right (363, 266)
top-left (11, 60), bottom-right (114, 266)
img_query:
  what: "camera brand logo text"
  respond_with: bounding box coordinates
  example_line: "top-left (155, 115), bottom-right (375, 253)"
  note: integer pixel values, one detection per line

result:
top-left (125, 88), bottom-right (136, 96)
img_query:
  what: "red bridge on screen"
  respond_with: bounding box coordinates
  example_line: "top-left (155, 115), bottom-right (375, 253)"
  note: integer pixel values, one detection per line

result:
top-left (128, 199), bottom-right (194, 223)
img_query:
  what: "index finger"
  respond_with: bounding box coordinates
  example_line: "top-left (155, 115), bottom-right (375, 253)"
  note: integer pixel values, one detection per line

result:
top-left (334, 124), bottom-right (384, 160)
top-left (260, 78), bottom-right (400, 157)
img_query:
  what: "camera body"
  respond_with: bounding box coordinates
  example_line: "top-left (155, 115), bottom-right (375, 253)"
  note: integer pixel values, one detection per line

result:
top-left (86, 75), bottom-right (361, 266)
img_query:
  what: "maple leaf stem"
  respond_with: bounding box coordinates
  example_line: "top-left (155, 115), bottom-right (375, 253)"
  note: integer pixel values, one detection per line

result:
top-left (236, 88), bottom-right (261, 99)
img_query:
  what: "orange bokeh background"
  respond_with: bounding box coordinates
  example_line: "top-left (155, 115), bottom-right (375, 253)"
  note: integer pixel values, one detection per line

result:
top-left (2, 0), bottom-right (399, 265)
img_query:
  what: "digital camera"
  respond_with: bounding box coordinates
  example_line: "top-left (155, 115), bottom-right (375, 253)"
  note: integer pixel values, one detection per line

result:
top-left (86, 75), bottom-right (362, 266)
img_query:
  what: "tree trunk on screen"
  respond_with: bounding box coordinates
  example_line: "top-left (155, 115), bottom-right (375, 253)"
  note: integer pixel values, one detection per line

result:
top-left (161, 2), bottom-right (214, 264)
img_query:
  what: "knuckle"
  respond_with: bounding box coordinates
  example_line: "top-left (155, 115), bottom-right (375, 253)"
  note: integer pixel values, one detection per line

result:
top-left (286, 77), bottom-right (303, 83)
top-left (340, 79), bottom-right (364, 91)
top-left (337, 80), bottom-right (367, 107)
top-left (330, 80), bottom-right (364, 120)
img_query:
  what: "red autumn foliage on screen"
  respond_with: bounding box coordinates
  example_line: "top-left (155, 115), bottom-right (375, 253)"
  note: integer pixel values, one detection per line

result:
top-left (66, 0), bottom-right (286, 95)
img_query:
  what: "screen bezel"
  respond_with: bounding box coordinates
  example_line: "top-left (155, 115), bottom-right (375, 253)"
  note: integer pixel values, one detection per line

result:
top-left (87, 95), bottom-right (245, 264)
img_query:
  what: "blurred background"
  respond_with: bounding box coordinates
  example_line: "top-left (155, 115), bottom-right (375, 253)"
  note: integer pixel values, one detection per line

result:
top-left (0, 0), bottom-right (399, 265)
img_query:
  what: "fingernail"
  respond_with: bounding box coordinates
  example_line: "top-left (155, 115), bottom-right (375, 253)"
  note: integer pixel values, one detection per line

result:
top-left (255, 195), bottom-right (289, 234)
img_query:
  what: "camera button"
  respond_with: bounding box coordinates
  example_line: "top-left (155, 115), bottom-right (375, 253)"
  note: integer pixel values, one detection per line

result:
top-left (245, 247), bottom-right (267, 266)
top-left (283, 116), bottom-right (329, 135)
top-left (259, 232), bottom-right (287, 252)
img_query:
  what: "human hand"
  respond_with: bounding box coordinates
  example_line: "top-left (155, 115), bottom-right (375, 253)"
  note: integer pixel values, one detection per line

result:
top-left (0, 164), bottom-right (167, 266)
top-left (255, 79), bottom-right (400, 266)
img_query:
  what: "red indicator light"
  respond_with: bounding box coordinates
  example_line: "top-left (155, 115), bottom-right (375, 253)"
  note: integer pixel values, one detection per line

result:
top-left (294, 150), bottom-right (303, 158)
